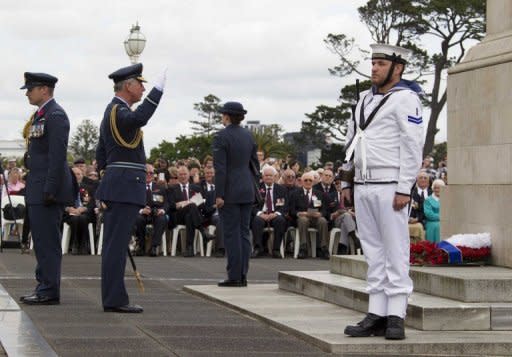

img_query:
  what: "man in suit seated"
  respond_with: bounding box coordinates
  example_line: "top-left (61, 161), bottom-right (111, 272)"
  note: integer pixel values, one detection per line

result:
top-left (64, 167), bottom-right (95, 255)
top-left (251, 166), bottom-right (288, 258)
top-left (202, 187), bottom-right (224, 257)
top-left (134, 164), bottom-right (169, 256)
top-left (409, 170), bottom-right (432, 242)
top-left (168, 165), bottom-right (212, 257)
top-left (313, 169), bottom-right (337, 197)
top-left (200, 166), bottom-right (215, 194)
top-left (289, 171), bottom-right (330, 259)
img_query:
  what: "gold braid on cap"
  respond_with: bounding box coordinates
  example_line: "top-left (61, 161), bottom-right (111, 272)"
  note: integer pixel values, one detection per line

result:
top-left (109, 104), bottom-right (143, 149)
top-left (22, 113), bottom-right (35, 148)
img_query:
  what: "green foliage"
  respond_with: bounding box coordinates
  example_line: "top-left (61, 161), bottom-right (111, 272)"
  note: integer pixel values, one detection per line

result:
top-left (69, 119), bottom-right (99, 163)
top-left (323, 0), bottom-right (485, 156)
top-left (149, 135), bottom-right (213, 164)
top-left (430, 141), bottom-right (447, 165)
top-left (300, 79), bottom-right (372, 148)
top-left (251, 125), bottom-right (293, 159)
top-left (190, 94), bottom-right (222, 137)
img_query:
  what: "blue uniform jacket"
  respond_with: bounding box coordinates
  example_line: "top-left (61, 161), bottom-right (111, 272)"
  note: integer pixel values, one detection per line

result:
top-left (212, 124), bottom-right (259, 204)
top-left (95, 88), bottom-right (162, 206)
top-left (25, 98), bottom-right (73, 205)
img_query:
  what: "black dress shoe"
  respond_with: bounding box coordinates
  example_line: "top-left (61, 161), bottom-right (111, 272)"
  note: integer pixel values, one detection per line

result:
top-left (320, 246), bottom-right (330, 260)
top-left (344, 313), bottom-right (387, 337)
top-left (104, 304), bottom-right (143, 313)
top-left (150, 246), bottom-right (158, 257)
top-left (214, 249), bottom-right (225, 258)
top-left (251, 247), bottom-right (262, 258)
top-left (272, 250), bottom-right (282, 258)
top-left (385, 315), bottom-right (405, 340)
top-left (183, 246), bottom-right (194, 257)
top-left (21, 294), bottom-right (60, 305)
top-left (200, 229), bottom-right (215, 242)
top-left (217, 279), bottom-right (246, 287)
top-left (297, 244), bottom-right (308, 259)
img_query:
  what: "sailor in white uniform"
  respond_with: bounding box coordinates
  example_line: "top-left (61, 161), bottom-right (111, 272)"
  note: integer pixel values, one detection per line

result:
top-left (342, 43), bottom-right (424, 340)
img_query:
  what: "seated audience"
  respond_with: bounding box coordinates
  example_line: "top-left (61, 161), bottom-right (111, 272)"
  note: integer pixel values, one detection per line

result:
top-left (409, 170), bottom-right (432, 242)
top-left (251, 166), bottom-right (288, 258)
top-left (424, 179), bottom-right (445, 243)
top-left (64, 167), bottom-right (95, 254)
top-left (330, 176), bottom-right (358, 254)
top-left (3, 168), bottom-right (25, 196)
top-left (289, 172), bottom-right (330, 259)
top-left (134, 164), bottom-right (169, 256)
top-left (202, 187), bottom-right (225, 257)
top-left (168, 165), bottom-right (212, 257)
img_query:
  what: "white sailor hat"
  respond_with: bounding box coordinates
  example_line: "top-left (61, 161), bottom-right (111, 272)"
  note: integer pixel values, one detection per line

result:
top-left (370, 43), bottom-right (411, 64)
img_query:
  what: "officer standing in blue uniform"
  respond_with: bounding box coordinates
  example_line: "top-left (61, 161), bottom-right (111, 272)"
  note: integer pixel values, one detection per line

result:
top-left (19, 72), bottom-right (73, 305)
top-left (96, 63), bottom-right (165, 313)
top-left (213, 102), bottom-right (259, 287)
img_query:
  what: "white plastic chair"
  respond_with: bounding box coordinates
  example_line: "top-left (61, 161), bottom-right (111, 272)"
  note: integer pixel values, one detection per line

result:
top-left (171, 225), bottom-right (203, 256)
top-left (97, 223), bottom-right (167, 256)
top-left (292, 227), bottom-right (318, 258)
top-left (62, 222), bottom-right (96, 255)
top-left (329, 228), bottom-right (341, 255)
top-left (1, 195), bottom-right (25, 249)
top-left (205, 225), bottom-right (216, 257)
top-left (264, 227), bottom-right (285, 258)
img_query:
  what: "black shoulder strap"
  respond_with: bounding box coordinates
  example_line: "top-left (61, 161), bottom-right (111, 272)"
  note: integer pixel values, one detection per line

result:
top-left (359, 92), bottom-right (394, 130)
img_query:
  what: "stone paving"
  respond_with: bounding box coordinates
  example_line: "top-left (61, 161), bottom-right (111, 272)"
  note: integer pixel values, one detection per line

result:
top-left (0, 250), bottom-right (332, 356)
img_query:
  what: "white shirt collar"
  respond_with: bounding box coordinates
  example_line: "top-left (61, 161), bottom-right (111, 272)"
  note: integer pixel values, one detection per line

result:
top-left (114, 96), bottom-right (130, 107)
top-left (38, 97), bottom-right (54, 110)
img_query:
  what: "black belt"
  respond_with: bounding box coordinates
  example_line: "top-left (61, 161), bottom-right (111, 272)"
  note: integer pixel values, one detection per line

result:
top-left (106, 161), bottom-right (146, 171)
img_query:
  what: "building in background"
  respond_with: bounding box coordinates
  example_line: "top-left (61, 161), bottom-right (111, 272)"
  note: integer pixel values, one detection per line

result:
top-left (0, 139), bottom-right (25, 159)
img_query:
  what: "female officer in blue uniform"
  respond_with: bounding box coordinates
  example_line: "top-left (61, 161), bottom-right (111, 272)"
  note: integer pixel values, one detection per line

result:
top-left (213, 102), bottom-right (259, 287)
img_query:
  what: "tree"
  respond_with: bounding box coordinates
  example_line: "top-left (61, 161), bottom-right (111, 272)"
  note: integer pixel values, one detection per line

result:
top-left (190, 94), bottom-right (222, 137)
top-left (251, 124), bottom-right (293, 159)
top-left (324, 0), bottom-right (485, 156)
top-left (69, 119), bottom-right (99, 162)
top-left (149, 135), bottom-right (213, 164)
top-left (301, 80), bottom-right (373, 147)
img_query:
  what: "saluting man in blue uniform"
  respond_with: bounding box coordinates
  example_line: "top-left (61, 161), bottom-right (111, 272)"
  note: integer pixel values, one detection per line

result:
top-left (96, 63), bottom-right (166, 313)
top-left (19, 72), bottom-right (73, 305)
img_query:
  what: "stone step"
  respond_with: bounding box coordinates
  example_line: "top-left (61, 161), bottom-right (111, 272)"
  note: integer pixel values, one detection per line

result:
top-left (185, 283), bottom-right (512, 355)
top-left (330, 255), bottom-right (512, 302)
top-left (278, 270), bottom-right (512, 331)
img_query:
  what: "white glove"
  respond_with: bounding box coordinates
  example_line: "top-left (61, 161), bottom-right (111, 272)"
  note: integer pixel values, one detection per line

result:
top-left (154, 68), bottom-right (167, 92)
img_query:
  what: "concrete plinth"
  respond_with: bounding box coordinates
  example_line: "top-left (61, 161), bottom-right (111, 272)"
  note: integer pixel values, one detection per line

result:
top-left (443, 0), bottom-right (512, 267)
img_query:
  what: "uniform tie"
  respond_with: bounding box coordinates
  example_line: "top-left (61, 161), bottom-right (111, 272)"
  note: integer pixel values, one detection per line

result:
top-left (265, 187), bottom-right (273, 213)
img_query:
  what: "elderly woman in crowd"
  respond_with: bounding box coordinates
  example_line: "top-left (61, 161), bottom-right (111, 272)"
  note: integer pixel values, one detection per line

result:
top-left (423, 179), bottom-right (445, 243)
top-left (3, 168), bottom-right (25, 196)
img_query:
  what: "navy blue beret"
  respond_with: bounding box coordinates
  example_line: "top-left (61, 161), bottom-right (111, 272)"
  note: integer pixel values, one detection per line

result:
top-left (108, 63), bottom-right (147, 84)
top-left (20, 72), bottom-right (58, 90)
top-left (218, 102), bottom-right (247, 115)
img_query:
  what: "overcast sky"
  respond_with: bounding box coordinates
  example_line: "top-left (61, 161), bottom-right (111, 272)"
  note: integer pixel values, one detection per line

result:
top-left (0, 0), bottom-right (447, 153)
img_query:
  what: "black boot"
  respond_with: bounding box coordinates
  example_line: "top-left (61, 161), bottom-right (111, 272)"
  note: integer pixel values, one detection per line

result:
top-left (344, 313), bottom-right (387, 337)
top-left (385, 315), bottom-right (405, 340)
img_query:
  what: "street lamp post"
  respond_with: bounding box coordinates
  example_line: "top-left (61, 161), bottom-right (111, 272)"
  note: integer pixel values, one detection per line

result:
top-left (124, 23), bottom-right (146, 64)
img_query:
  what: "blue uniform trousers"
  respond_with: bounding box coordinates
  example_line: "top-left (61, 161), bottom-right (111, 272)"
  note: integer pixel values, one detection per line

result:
top-left (101, 202), bottom-right (140, 308)
top-left (28, 204), bottom-right (64, 299)
top-left (220, 203), bottom-right (252, 281)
